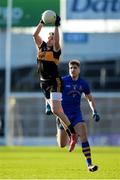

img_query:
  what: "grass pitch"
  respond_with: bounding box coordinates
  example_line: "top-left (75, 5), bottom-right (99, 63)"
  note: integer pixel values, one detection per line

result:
top-left (0, 146), bottom-right (120, 179)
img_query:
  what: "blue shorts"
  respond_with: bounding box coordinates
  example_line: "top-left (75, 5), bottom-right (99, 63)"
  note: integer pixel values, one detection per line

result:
top-left (56, 111), bottom-right (84, 130)
top-left (66, 111), bottom-right (84, 126)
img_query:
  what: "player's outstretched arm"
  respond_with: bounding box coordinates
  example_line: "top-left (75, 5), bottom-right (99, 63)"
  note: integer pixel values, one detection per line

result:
top-left (54, 15), bottom-right (61, 51)
top-left (32, 19), bottom-right (44, 48)
top-left (85, 94), bottom-right (100, 122)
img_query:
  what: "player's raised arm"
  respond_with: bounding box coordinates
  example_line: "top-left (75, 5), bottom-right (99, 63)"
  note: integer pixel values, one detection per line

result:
top-left (54, 15), bottom-right (61, 51)
top-left (32, 19), bottom-right (44, 48)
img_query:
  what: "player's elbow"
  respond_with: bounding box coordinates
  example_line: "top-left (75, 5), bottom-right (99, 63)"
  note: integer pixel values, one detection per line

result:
top-left (32, 33), bottom-right (36, 38)
top-left (32, 32), bottom-right (39, 39)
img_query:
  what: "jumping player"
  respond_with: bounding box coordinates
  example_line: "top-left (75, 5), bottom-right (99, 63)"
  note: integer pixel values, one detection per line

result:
top-left (32, 14), bottom-right (77, 152)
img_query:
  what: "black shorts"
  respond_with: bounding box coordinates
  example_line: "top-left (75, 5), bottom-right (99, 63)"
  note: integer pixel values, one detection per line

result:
top-left (40, 77), bottom-right (63, 99)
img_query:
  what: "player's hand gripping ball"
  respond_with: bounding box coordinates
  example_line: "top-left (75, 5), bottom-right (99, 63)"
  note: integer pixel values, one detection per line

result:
top-left (42, 10), bottom-right (56, 24)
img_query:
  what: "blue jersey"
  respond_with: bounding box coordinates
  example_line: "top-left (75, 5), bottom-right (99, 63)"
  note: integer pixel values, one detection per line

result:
top-left (61, 75), bottom-right (90, 126)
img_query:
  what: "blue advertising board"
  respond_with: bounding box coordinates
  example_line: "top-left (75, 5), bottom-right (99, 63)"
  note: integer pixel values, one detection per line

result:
top-left (63, 33), bottom-right (88, 43)
top-left (66, 0), bottom-right (120, 19)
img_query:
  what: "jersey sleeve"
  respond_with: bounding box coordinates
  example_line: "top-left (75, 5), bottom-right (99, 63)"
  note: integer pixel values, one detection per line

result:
top-left (83, 80), bottom-right (91, 95)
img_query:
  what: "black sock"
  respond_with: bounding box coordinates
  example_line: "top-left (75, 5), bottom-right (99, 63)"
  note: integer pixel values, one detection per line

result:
top-left (66, 129), bottom-right (71, 137)
top-left (68, 124), bottom-right (75, 134)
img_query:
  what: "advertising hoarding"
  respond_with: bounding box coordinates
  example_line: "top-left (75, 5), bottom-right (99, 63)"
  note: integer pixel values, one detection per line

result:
top-left (66, 0), bottom-right (120, 19)
top-left (0, 0), bottom-right (60, 27)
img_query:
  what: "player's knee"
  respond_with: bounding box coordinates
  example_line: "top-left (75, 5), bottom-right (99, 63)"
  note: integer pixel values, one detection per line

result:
top-left (57, 135), bottom-right (67, 148)
top-left (57, 138), bottom-right (67, 148)
top-left (58, 142), bottom-right (66, 148)
top-left (52, 107), bottom-right (60, 115)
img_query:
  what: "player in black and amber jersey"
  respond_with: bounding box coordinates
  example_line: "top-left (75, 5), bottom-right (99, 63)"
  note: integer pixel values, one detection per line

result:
top-left (33, 14), bottom-right (77, 152)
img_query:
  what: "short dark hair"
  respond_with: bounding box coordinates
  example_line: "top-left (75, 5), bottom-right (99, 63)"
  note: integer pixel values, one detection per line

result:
top-left (69, 59), bottom-right (80, 67)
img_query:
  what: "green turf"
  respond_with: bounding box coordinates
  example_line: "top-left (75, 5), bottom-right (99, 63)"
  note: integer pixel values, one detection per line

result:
top-left (0, 146), bottom-right (120, 179)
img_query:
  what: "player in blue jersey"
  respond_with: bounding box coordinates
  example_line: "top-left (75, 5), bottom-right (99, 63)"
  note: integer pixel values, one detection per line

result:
top-left (46, 59), bottom-right (100, 172)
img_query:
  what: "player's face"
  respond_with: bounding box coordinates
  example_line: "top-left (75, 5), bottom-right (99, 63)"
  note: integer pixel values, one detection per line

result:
top-left (69, 65), bottom-right (80, 79)
top-left (47, 32), bottom-right (54, 46)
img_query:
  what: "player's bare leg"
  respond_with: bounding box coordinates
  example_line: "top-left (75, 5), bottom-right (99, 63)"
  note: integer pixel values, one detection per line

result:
top-left (49, 98), bottom-right (77, 152)
top-left (56, 120), bottom-right (68, 147)
top-left (56, 118), bottom-right (77, 152)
